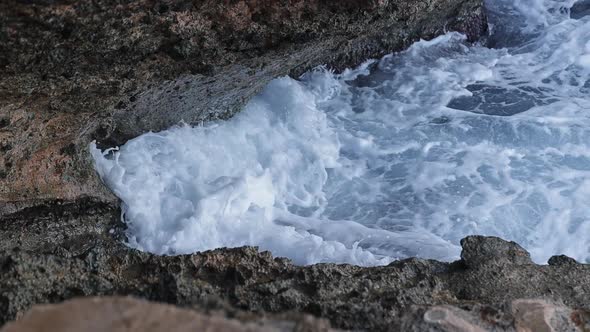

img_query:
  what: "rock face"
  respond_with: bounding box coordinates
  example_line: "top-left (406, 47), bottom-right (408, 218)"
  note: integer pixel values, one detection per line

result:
top-left (2, 234), bottom-right (590, 331)
top-left (0, 0), bottom-right (487, 215)
top-left (10, 1), bottom-right (581, 331)
top-left (2, 1), bottom-right (590, 331)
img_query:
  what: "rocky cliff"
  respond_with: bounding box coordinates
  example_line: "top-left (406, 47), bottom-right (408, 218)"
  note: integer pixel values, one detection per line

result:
top-left (1, 236), bottom-right (590, 331)
top-left (6, 1), bottom-right (586, 331)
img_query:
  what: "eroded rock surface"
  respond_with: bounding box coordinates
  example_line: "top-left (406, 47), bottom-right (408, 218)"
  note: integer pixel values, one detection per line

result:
top-left (1, 235), bottom-right (590, 331)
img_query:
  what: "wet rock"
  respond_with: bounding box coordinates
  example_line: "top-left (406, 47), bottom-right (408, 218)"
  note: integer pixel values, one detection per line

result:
top-left (512, 299), bottom-right (560, 332)
top-left (0, 1), bottom-right (543, 331)
top-left (0, 297), bottom-right (335, 332)
top-left (6, 296), bottom-right (590, 332)
top-left (571, 0), bottom-right (590, 19)
top-left (0, 7), bottom-right (490, 329)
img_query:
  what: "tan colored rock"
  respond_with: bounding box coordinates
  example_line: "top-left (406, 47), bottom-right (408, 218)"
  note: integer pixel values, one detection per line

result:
top-left (424, 306), bottom-right (487, 332)
top-left (511, 299), bottom-right (588, 332)
top-left (0, 297), bottom-right (333, 332)
top-left (512, 299), bottom-right (556, 332)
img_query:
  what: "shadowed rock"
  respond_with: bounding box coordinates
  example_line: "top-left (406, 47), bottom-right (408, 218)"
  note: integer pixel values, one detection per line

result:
top-left (571, 0), bottom-right (590, 19)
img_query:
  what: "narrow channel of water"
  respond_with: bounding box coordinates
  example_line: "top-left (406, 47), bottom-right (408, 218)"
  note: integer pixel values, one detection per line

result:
top-left (92, 0), bottom-right (590, 265)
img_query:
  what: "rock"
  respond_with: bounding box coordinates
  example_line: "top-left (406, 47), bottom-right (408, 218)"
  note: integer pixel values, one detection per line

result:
top-left (423, 306), bottom-right (487, 332)
top-left (0, 297), bottom-right (335, 332)
top-left (460, 236), bottom-right (533, 268)
top-left (1, 235), bottom-right (590, 331)
top-left (547, 255), bottom-right (579, 267)
top-left (0, 0), bottom-right (488, 219)
top-left (571, 0), bottom-right (590, 19)
top-left (9, 1), bottom-right (579, 331)
top-left (402, 299), bottom-right (590, 332)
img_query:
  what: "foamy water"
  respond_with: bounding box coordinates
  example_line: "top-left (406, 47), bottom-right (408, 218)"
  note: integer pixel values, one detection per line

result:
top-left (92, 0), bottom-right (590, 265)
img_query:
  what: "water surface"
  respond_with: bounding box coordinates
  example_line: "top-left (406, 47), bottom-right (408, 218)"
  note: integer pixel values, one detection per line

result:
top-left (92, 0), bottom-right (590, 265)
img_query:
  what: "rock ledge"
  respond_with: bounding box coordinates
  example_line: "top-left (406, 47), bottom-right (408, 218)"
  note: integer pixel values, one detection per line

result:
top-left (1, 235), bottom-right (589, 331)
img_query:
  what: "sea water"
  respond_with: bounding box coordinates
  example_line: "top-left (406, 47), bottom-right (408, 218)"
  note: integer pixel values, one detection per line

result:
top-left (92, 0), bottom-right (590, 265)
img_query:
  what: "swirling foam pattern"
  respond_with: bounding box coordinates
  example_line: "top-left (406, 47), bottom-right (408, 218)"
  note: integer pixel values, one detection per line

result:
top-left (92, 0), bottom-right (590, 265)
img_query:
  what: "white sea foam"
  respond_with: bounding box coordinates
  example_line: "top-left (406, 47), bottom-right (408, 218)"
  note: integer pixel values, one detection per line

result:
top-left (92, 0), bottom-right (590, 265)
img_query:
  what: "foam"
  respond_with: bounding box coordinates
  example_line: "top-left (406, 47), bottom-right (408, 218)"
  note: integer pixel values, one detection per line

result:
top-left (92, 0), bottom-right (590, 265)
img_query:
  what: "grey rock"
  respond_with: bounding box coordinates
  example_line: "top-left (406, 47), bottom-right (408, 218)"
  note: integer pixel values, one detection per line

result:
top-left (1, 228), bottom-right (590, 331)
top-left (460, 236), bottom-right (533, 268)
top-left (548, 255), bottom-right (579, 267)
